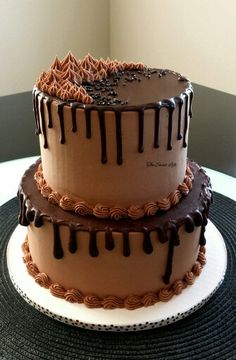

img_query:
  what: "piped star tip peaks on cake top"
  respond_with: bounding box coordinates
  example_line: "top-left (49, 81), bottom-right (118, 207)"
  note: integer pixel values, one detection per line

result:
top-left (35, 52), bottom-right (191, 106)
top-left (35, 52), bottom-right (146, 104)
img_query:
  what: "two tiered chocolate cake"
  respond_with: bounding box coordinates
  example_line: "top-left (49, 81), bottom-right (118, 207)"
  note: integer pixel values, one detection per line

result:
top-left (18, 53), bottom-right (212, 310)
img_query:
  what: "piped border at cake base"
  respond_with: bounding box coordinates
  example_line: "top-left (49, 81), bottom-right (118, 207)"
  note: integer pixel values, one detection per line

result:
top-left (7, 221), bottom-right (227, 331)
top-left (22, 237), bottom-right (206, 310)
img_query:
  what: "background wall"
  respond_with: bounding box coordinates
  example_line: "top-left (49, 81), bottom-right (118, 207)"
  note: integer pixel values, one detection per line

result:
top-left (0, 0), bottom-right (109, 96)
top-left (110, 0), bottom-right (236, 176)
top-left (0, 0), bottom-right (235, 176)
top-left (0, 0), bottom-right (109, 162)
top-left (110, 0), bottom-right (236, 95)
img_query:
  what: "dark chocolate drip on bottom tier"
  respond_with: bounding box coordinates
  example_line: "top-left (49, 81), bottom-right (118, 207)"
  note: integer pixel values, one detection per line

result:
top-left (98, 110), bottom-right (107, 164)
top-left (53, 223), bottom-right (64, 259)
top-left (46, 98), bottom-right (53, 128)
top-left (115, 111), bottom-right (123, 165)
top-left (156, 227), bottom-right (168, 243)
top-left (18, 159), bottom-right (212, 259)
top-left (57, 103), bottom-right (66, 144)
top-left (163, 225), bottom-right (180, 284)
top-left (143, 229), bottom-right (153, 254)
top-left (39, 97), bottom-right (48, 149)
top-left (199, 225), bottom-right (206, 246)
top-left (105, 227), bottom-right (115, 251)
top-left (69, 227), bottom-right (77, 253)
top-left (18, 194), bottom-right (28, 226)
top-left (138, 109), bottom-right (144, 153)
top-left (123, 232), bottom-right (130, 257)
top-left (89, 229), bottom-right (99, 257)
top-left (185, 215), bottom-right (195, 233)
top-left (199, 211), bottom-right (208, 246)
top-left (154, 107), bottom-right (160, 148)
top-left (85, 109), bottom-right (91, 138)
top-left (71, 103), bottom-right (77, 132)
top-left (194, 210), bottom-right (203, 226)
top-left (33, 210), bottom-right (43, 228)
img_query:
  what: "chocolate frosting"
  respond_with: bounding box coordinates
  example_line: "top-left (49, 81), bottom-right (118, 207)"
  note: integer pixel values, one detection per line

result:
top-left (18, 159), bottom-right (212, 285)
top-left (22, 237), bottom-right (207, 310)
top-left (33, 66), bottom-right (193, 165)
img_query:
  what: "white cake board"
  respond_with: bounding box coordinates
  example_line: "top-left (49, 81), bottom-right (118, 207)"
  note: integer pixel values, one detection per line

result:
top-left (7, 220), bottom-right (227, 332)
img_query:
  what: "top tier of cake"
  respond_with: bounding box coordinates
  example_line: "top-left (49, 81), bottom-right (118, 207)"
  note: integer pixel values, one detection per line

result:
top-left (33, 53), bottom-right (193, 220)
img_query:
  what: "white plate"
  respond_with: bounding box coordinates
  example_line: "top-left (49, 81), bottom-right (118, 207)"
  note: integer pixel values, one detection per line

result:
top-left (7, 220), bottom-right (227, 332)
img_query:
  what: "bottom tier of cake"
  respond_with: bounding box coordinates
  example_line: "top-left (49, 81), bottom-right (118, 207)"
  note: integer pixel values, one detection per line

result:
top-left (18, 160), bottom-right (212, 310)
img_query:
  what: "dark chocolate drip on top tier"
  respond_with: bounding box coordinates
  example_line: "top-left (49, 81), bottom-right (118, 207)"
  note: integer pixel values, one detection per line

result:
top-left (89, 229), bottom-right (99, 257)
top-left (162, 99), bottom-right (176, 151)
top-left (34, 69), bottom-right (193, 164)
top-left (34, 84), bottom-right (193, 164)
top-left (154, 106), bottom-right (160, 148)
top-left (167, 107), bottom-right (174, 150)
top-left (115, 111), bottom-right (123, 165)
top-left (138, 109), bottom-right (144, 153)
top-left (53, 223), bottom-right (64, 259)
top-left (69, 227), bottom-right (77, 253)
top-left (189, 91), bottom-right (193, 118)
top-left (98, 110), bottom-right (107, 164)
top-left (183, 93), bottom-right (189, 148)
top-left (71, 103), bottom-right (77, 132)
top-left (33, 92), bottom-right (41, 135)
top-left (143, 229), bottom-right (153, 254)
top-left (85, 108), bottom-right (91, 138)
top-left (39, 97), bottom-right (48, 149)
top-left (46, 98), bottom-right (53, 128)
top-left (163, 224), bottom-right (180, 284)
top-left (177, 98), bottom-right (183, 140)
top-left (57, 103), bottom-right (66, 144)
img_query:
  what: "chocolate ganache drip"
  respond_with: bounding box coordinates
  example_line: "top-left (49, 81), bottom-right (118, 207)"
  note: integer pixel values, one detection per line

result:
top-left (18, 160), bottom-right (212, 284)
top-left (33, 53), bottom-right (193, 165)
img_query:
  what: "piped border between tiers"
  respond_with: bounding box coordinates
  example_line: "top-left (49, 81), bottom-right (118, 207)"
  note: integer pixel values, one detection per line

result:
top-left (34, 163), bottom-right (194, 220)
top-left (22, 238), bottom-right (206, 310)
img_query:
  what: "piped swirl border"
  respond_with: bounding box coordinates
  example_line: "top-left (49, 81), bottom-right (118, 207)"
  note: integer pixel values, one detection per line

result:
top-left (34, 164), bottom-right (194, 220)
top-left (22, 239), bottom-right (206, 310)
